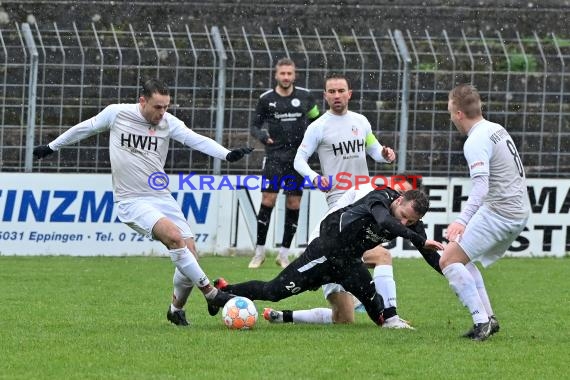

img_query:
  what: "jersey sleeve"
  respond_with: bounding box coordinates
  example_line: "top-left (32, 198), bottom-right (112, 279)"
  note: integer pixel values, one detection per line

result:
top-left (464, 133), bottom-right (491, 178)
top-left (294, 122), bottom-right (321, 181)
top-left (250, 97), bottom-right (270, 144)
top-left (368, 202), bottom-right (427, 248)
top-left (48, 105), bottom-right (115, 151)
top-left (363, 121), bottom-right (389, 163)
top-left (170, 119), bottom-right (230, 160)
top-left (305, 92), bottom-right (320, 121)
top-left (410, 222), bottom-right (443, 275)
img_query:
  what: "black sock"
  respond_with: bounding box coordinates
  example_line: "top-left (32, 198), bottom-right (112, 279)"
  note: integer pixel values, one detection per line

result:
top-left (383, 306), bottom-right (397, 320)
top-left (281, 208), bottom-right (300, 248)
top-left (283, 310), bottom-right (294, 323)
top-left (256, 204), bottom-right (273, 246)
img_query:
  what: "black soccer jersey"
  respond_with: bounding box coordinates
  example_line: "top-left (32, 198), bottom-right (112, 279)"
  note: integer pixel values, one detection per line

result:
top-left (250, 86), bottom-right (319, 161)
top-left (321, 188), bottom-right (428, 258)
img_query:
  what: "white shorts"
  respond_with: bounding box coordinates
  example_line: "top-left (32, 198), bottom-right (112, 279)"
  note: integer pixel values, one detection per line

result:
top-left (459, 205), bottom-right (528, 267)
top-left (116, 195), bottom-right (194, 239)
top-left (322, 283), bottom-right (347, 299)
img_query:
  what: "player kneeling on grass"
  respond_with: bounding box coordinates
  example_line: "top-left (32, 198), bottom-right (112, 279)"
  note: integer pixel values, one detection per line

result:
top-left (213, 188), bottom-right (444, 326)
top-left (32, 78), bottom-right (251, 326)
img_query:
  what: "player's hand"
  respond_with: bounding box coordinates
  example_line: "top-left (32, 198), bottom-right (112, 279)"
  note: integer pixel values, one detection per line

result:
top-left (33, 145), bottom-right (54, 159)
top-left (226, 147), bottom-right (254, 162)
top-left (445, 221), bottom-right (466, 242)
top-left (423, 239), bottom-right (445, 251)
top-left (261, 134), bottom-right (274, 145)
top-left (313, 176), bottom-right (331, 192)
top-left (382, 146), bottom-right (396, 163)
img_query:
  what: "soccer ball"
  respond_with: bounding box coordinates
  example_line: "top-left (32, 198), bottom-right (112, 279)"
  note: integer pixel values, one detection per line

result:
top-left (222, 296), bottom-right (258, 330)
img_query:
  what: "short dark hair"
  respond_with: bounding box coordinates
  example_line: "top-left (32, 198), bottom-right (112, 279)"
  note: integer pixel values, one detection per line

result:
top-left (324, 73), bottom-right (351, 90)
top-left (141, 78), bottom-right (170, 98)
top-left (401, 189), bottom-right (430, 216)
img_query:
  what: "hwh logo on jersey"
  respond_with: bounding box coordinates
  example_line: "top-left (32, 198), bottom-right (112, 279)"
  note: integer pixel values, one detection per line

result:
top-left (120, 133), bottom-right (158, 151)
top-left (331, 139), bottom-right (365, 156)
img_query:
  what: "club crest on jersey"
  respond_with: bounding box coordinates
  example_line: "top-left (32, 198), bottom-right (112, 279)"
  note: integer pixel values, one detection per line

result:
top-left (351, 126), bottom-right (359, 136)
top-left (148, 127), bottom-right (156, 136)
top-left (291, 98), bottom-right (301, 107)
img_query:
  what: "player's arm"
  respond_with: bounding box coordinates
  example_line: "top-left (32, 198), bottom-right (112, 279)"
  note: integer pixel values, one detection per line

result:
top-left (33, 105), bottom-right (115, 159)
top-left (171, 121), bottom-right (251, 162)
top-left (411, 222), bottom-right (443, 275)
top-left (456, 174), bottom-right (489, 227)
top-left (250, 98), bottom-right (271, 144)
top-left (368, 202), bottom-right (427, 248)
top-left (294, 123), bottom-right (321, 183)
top-left (452, 138), bottom-right (491, 225)
top-left (364, 126), bottom-right (395, 163)
top-left (305, 92), bottom-right (320, 121)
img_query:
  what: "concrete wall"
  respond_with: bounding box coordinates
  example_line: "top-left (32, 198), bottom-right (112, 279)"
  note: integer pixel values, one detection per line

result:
top-left (1, 0), bottom-right (569, 36)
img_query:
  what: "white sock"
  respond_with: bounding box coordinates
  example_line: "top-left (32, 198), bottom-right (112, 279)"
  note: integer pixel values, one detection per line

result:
top-left (172, 267), bottom-right (194, 308)
top-left (169, 247), bottom-right (209, 288)
top-left (443, 263), bottom-right (489, 324)
top-left (278, 247), bottom-right (289, 258)
top-left (292, 308), bottom-right (333, 324)
top-left (170, 304), bottom-right (182, 312)
top-left (255, 245), bottom-right (265, 257)
top-left (465, 262), bottom-right (494, 316)
top-left (373, 265), bottom-right (397, 309)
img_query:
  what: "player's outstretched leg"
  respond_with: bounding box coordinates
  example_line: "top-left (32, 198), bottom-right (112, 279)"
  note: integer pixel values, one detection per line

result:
top-left (205, 288), bottom-right (234, 316)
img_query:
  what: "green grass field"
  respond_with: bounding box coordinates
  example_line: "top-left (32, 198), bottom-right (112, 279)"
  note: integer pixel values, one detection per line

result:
top-left (0, 256), bottom-right (567, 379)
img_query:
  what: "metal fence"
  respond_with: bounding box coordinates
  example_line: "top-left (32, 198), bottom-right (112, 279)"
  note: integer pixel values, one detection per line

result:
top-left (1, 22), bottom-right (569, 177)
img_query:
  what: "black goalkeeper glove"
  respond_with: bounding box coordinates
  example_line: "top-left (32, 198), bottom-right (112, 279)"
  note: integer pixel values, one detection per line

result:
top-left (33, 145), bottom-right (55, 159)
top-left (226, 147), bottom-right (254, 162)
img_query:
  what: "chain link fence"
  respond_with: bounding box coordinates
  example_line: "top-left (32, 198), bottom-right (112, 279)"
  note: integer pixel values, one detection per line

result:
top-left (1, 22), bottom-right (569, 177)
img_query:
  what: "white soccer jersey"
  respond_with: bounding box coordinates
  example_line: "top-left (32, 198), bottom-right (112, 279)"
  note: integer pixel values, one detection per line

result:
top-left (48, 103), bottom-right (230, 201)
top-left (294, 110), bottom-right (387, 207)
top-left (464, 119), bottom-right (530, 219)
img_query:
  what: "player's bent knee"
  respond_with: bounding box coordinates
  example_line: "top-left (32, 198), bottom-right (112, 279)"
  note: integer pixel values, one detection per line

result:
top-left (363, 246), bottom-right (392, 266)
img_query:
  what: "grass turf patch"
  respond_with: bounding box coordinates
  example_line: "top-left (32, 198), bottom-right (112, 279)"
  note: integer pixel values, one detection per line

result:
top-left (0, 256), bottom-right (567, 379)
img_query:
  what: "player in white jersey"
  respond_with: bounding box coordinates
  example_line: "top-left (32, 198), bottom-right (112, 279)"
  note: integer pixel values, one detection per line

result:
top-left (440, 84), bottom-right (530, 341)
top-left (33, 79), bottom-right (252, 326)
top-left (293, 73), bottom-right (418, 328)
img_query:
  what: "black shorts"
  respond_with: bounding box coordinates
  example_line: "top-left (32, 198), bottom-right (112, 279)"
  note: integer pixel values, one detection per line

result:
top-left (261, 157), bottom-right (305, 196)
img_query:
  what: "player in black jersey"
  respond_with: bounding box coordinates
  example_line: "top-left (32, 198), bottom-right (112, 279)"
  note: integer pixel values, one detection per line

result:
top-left (249, 58), bottom-right (320, 269)
top-left (214, 189), bottom-right (444, 326)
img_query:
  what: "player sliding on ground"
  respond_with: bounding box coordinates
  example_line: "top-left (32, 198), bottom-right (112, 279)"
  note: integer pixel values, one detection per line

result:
top-left (262, 178), bottom-right (444, 326)
top-left (212, 188), bottom-right (444, 326)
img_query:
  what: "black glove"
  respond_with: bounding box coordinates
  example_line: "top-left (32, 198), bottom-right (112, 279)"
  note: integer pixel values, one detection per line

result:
top-left (33, 145), bottom-right (55, 159)
top-left (226, 147), bottom-right (254, 162)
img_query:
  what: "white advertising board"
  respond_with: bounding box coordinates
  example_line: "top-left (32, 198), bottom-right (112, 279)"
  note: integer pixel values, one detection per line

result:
top-left (0, 174), bottom-right (568, 257)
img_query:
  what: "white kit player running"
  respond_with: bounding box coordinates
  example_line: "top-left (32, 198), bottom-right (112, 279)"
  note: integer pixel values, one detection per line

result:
top-left (440, 84), bottom-right (530, 341)
top-left (292, 73), bottom-right (415, 328)
top-left (33, 78), bottom-right (253, 326)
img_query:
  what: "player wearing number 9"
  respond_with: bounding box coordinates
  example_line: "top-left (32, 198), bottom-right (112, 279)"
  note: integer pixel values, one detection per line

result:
top-left (440, 83), bottom-right (530, 341)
